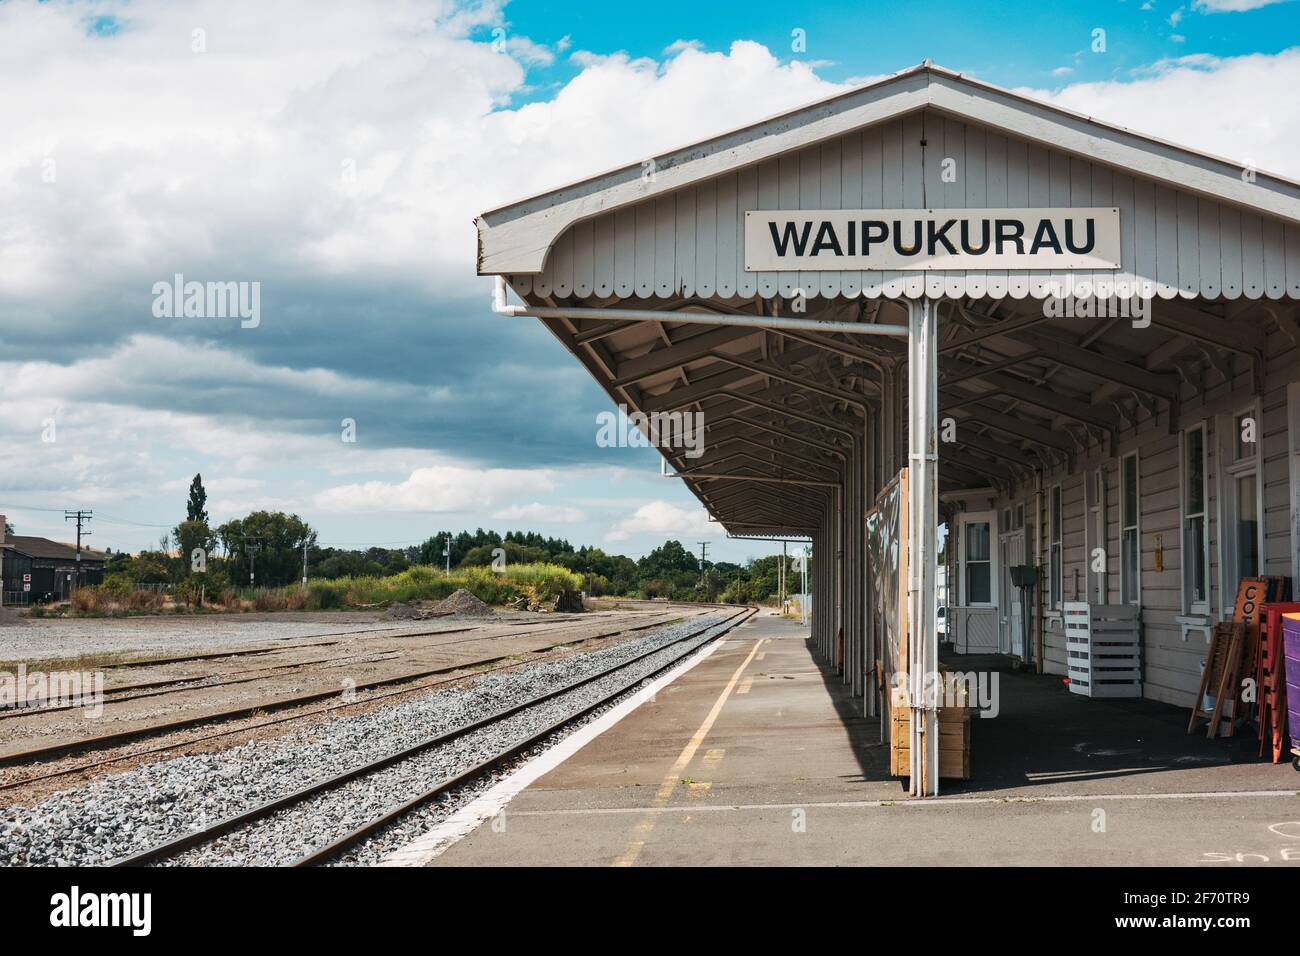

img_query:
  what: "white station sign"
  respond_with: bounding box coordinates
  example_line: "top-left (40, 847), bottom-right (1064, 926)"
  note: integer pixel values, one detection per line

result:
top-left (744, 207), bottom-right (1120, 272)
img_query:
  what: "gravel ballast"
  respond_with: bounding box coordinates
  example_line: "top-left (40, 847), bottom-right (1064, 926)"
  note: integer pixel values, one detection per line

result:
top-left (0, 610), bottom-right (743, 867)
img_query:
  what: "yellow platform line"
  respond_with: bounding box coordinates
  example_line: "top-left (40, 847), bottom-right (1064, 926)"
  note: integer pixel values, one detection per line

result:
top-left (612, 638), bottom-right (763, 867)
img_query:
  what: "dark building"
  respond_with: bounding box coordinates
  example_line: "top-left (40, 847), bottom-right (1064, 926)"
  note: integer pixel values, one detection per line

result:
top-left (0, 516), bottom-right (107, 604)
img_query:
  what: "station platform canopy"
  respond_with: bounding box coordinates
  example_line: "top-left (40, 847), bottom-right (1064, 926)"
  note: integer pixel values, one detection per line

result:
top-left (475, 61), bottom-right (1300, 796)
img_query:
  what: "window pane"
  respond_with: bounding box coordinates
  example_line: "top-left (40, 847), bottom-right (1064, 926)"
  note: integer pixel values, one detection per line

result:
top-left (1235, 414), bottom-right (1253, 462)
top-left (1185, 514), bottom-right (1206, 603)
top-left (1123, 455), bottom-right (1137, 524)
top-left (1185, 429), bottom-right (1204, 514)
top-left (966, 522), bottom-right (990, 561)
top-left (1236, 474), bottom-right (1259, 578)
top-left (1051, 544), bottom-right (1062, 606)
top-left (1122, 529), bottom-right (1138, 603)
top-left (966, 562), bottom-right (991, 604)
top-left (1052, 488), bottom-right (1062, 543)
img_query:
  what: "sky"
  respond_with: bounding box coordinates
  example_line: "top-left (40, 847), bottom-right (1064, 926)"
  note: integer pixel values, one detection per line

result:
top-left (1, 0), bottom-right (1299, 563)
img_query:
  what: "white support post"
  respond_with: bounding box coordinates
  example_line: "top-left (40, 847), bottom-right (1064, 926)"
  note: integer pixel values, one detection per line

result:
top-left (907, 297), bottom-right (940, 797)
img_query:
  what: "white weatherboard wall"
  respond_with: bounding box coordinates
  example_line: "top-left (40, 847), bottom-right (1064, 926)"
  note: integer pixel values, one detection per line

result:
top-left (988, 322), bottom-right (1298, 708)
top-left (509, 109), bottom-right (1300, 304)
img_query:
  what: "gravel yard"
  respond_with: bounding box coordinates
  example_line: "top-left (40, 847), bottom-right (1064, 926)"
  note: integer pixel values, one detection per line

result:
top-left (0, 611), bottom-right (739, 867)
top-left (0, 608), bottom-right (597, 666)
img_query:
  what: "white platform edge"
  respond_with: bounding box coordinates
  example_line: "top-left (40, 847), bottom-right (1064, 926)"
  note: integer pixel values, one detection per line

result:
top-left (376, 631), bottom-right (743, 867)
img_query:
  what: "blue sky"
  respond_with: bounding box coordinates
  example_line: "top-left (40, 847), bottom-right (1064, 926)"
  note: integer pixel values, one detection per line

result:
top-left (0, 0), bottom-right (1297, 563)
top-left (496, 0), bottom-right (1300, 93)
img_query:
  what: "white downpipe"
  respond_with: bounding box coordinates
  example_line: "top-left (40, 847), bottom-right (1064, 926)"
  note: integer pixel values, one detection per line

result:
top-left (907, 297), bottom-right (940, 798)
top-left (490, 275), bottom-right (909, 337)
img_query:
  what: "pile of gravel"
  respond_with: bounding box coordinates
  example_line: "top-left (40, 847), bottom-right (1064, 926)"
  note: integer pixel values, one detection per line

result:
top-left (429, 589), bottom-right (494, 617)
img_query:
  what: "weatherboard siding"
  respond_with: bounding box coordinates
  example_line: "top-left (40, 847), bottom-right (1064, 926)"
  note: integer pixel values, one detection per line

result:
top-left (511, 110), bottom-right (1300, 304)
top-left (993, 323), bottom-right (1300, 708)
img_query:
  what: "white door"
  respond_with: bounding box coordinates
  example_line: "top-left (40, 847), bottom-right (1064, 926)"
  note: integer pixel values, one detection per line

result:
top-left (999, 531), bottom-right (1025, 655)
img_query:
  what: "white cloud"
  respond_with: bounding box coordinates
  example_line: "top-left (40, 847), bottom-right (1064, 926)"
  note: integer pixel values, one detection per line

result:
top-left (1016, 48), bottom-right (1300, 178)
top-left (1194, 0), bottom-right (1293, 11)
top-left (606, 500), bottom-right (713, 542)
top-left (492, 502), bottom-right (584, 523)
top-left (312, 464), bottom-right (556, 513)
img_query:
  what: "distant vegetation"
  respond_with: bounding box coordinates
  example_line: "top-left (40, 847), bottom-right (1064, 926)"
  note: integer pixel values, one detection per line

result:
top-left (49, 476), bottom-right (806, 615)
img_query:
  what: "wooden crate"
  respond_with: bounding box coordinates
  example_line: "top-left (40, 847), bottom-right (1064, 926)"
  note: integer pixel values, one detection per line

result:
top-left (890, 708), bottom-right (972, 780)
top-left (1064, 602), bottom-right (1142, 698)
top-left (888, 677), bottom-right (973, 781)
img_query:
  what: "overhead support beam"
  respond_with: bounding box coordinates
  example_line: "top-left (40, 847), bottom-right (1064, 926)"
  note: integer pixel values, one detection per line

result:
top-left (939, 350), bottom-right (1043, 388)
top-left (941, 365), bottom-right (1121, 432)
top-left (712, 391), bottom-right (858, 439)
top-left (945, 427), bottom-right (1039, 468)
top-left (706, 436), bottom-right (842, 478)
top-left (706, 416), bottom-right (845, 458)
top-left (1151, 299), bottom-right (1265, 355)
top-left (938, 310), bottom-right (1053, 354)
top-left (950, 404), bottom-right (1077, 454)
top-left (1018, 330), bottom-right (1180, 402)
top-left (495, 294), bottom-right (909, 338)
top-left (675, 471), bottom-right (842, 488)
top-left (612, 325), bottom-right (761, 386)
top-left (714, 352), bottom-right (873, 411)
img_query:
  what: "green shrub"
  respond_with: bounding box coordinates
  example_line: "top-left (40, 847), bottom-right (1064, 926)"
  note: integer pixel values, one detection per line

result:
top-left (101, 573), bottom-right (134, 600)
top-left (306, 581), bottom-right (344, 610)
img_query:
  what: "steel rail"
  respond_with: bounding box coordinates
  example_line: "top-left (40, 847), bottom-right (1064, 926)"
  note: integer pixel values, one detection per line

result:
top-left (292, 606), bottom-right (756, 867)
top-left (109, 607), bottom-right (753, 867)
top-left (0, 612), bottom-right (695, 768)
top-left (0, 615), bottom-right (654, 719)
top-left (0, 613), bottom-right (687, 794)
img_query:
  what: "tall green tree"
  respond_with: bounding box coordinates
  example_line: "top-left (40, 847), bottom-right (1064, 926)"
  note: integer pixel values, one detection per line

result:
top-left (216, 511), bottom-right (316, 587)
top-left (186, 473), bottom-right (208, 523)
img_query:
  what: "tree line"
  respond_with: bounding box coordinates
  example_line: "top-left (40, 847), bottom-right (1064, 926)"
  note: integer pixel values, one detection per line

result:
top-left (102, 475), bottom-right (808, 604)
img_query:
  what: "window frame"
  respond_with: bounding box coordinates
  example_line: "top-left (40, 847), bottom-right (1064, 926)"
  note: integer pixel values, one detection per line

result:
top-left (959, 511), bottom-right (996, 609)
top-left (1049, 483), bottom-right (1063, 610)
top-left (1084, 466), bottom-right (1107, 604)
top-left (1119, 450), bottom-right (1141, 607)
top-left (1217, 401), bottom-right (1264, 616)
top-left (1180, 422), bottom-right (1211, 616)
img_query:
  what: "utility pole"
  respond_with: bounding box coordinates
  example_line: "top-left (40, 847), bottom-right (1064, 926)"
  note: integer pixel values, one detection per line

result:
top-left (799, 548), bottom-right (809, 626)
top-left (774, 541), bottom-right (785, 608)
top-left (64, 510), bottom-right (92, 592)
top-left (302, 540), bottom-right (309, 586)
top-left (444, 533), bottom-right (452, 573)
top-left (696, 541), bottom-right (709, 588)
top-left (245, 539), bottom-right (263, 588)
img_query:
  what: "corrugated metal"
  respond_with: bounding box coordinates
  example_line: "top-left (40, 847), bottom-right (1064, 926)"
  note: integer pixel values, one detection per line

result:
top-left (514, 109), bottom-right (1300, 303)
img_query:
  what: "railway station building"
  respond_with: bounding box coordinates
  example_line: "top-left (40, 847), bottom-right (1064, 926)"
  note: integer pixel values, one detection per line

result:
top-left (476, 62), bottom-right (1300, 795)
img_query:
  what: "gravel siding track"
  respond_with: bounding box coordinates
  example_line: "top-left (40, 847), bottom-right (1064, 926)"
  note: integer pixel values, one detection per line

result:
top-left (0, 611), bottom-right (740, 866)
top-left (0, 615), bottom-right (495, 663)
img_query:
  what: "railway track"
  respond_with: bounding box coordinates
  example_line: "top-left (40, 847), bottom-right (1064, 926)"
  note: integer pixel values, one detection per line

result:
top-left (0, 611), bottom-right (696, 791)
top-left (0, 612), bottom-right (686, 720)
top-left (106, 605), bottom-right (754, 867)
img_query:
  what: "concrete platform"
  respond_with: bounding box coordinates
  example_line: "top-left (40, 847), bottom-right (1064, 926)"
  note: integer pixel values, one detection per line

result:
top-left (428, 616), bottom-right (1300, 866)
